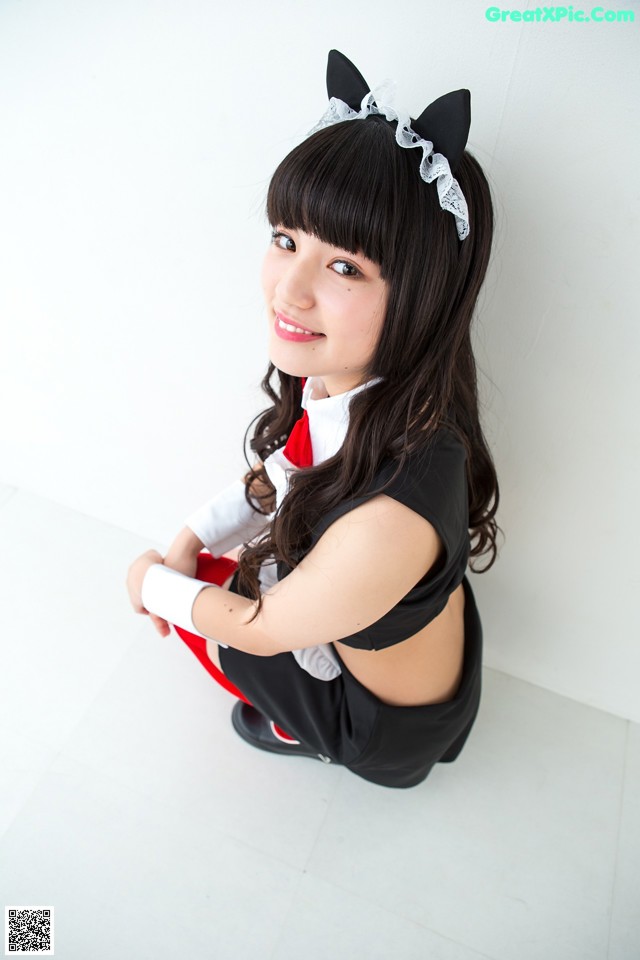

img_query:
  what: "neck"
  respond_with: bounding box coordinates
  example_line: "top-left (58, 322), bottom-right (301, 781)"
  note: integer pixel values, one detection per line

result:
top-left (308, 374), bottom-right (369, 400)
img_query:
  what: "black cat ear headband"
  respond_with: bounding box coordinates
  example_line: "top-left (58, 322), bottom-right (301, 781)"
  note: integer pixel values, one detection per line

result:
top-left (307, 50), bottom-right (471, 240)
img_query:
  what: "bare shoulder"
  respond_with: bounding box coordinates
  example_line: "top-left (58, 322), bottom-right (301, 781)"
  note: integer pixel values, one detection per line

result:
top-left (343, 493), bottom-right (433, 529)
top-left (310, 492), bottom-right (445, 609)
top-left (253, 494), bottom-right (444, 653)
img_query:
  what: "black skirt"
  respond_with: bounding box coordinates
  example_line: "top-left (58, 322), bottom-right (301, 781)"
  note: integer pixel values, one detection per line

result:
top-left (219, 574), bottom-right (483, 789)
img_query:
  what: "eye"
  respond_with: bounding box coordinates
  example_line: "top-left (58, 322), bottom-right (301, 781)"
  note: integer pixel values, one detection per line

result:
top-left (270, 229), bottom-right (295, 252)
top-left (331, 259), bottom-right (362, 279)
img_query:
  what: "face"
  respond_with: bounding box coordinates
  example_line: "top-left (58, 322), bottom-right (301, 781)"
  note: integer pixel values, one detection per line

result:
top-left (261, 226), bottom-right (389, 397)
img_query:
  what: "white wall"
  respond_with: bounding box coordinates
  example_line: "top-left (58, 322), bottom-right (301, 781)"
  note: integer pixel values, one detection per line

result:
top-left (1, 0), bottom-right (638, 720)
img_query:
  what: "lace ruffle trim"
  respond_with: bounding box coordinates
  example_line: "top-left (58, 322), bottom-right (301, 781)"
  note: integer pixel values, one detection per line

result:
top-left (308, 81), bottom-right (470, 241)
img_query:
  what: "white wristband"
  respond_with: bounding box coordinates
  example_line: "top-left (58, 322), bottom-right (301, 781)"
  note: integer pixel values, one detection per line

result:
top-left (140, 564), bottom-right (228, 648)
top-left (184, 479), bottom-right (271, 557)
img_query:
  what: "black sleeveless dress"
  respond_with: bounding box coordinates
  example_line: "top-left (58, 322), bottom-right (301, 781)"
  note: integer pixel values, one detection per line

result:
top-left (219, 428), bottom-right (483, 789)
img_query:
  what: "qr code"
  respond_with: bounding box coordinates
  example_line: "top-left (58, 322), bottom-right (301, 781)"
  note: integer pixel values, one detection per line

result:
top-left (5, 906), bottom-right (54, 955)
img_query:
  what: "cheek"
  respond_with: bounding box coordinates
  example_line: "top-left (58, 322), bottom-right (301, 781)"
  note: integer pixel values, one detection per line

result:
top-left (371, 289), bottom-right (388, 332)
top-left (361, 294), bottom-right (386, 332)
top-left (260, 254), bottom-right (277, 299)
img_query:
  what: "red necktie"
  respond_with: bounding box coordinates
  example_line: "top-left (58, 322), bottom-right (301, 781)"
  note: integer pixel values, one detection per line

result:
top-left (282, 378), bottom-right (314, 468)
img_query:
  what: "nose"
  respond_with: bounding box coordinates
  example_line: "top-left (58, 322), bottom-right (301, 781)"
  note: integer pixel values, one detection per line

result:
top-left (276, 253), bottom-right (315, 310)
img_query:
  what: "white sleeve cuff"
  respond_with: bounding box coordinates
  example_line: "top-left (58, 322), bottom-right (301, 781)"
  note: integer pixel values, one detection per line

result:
top-left (184, 478), bottom-right (271, 557)
top-left (140, 563), bottom-right (228, 648)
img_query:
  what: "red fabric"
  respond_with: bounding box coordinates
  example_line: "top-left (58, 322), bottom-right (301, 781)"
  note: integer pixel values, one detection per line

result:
top-left (172, 554), bottom-right (297, 741)
top-left (282, 377), bottom-right (313, 469)
top-left (272, 723), bottom-right (299, 743)
top-left (172, 554), bottom-right (253, 705)
top-left (282, 410), bottom-right (313, 468)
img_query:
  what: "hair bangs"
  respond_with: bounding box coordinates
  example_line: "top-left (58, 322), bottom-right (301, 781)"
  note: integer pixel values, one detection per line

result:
top-left (266, 118), bottom-right (403, 275)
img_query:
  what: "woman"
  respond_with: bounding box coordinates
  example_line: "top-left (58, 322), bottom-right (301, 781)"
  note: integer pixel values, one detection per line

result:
top-left (127, 50), bottom-right (500, 788)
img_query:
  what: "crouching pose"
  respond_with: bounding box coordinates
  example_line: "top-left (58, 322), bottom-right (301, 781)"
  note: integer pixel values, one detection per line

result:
top-left (127, 50), bottom-right (500, 789)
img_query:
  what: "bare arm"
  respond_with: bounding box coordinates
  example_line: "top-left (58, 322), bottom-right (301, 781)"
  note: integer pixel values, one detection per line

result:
top-left (188, 494), bottom-right (442, 655)
top-left (141, 462), bottom-right (268, 637)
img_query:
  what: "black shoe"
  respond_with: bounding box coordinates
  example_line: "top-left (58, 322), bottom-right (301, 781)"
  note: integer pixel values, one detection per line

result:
top-left (231, 701), bottom-right (334, 764)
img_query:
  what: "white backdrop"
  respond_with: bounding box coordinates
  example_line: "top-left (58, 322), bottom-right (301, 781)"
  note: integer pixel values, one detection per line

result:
top-left (1, 0), bottom-right (638, 720)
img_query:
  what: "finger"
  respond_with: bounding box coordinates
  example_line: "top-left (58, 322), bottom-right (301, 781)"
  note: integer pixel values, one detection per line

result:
top-left (149, 612), bottom-right (171, 636)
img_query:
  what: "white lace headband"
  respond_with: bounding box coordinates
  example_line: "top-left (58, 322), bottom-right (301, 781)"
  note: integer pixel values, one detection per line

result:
top-left (307, 51), bottom-right (472, 241)
top-left (308, 80), bottom-right (470, 242)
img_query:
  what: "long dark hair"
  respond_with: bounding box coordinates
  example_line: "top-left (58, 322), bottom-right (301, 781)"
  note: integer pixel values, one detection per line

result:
top-left (237, 114), bottom-right (500, 612)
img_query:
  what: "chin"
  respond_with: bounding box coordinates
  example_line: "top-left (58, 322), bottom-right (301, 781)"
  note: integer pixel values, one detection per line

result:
top-left (274, 362), bottom-right (313, 381)
top-left (268, 346), bottom-right (315, 380)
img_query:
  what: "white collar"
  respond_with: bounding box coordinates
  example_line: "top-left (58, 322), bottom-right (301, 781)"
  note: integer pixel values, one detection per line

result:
top-left (263, 375), bottom-right (380, 509)
top-left (301, 376), bottom-right (379, 464)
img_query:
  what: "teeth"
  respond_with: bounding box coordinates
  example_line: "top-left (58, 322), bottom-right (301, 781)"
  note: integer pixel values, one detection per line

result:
top-left (278, 317), bottom-right (321, 336)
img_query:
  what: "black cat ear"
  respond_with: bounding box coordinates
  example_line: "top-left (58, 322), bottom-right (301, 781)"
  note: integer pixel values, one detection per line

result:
top-left (412, 89), bottom-right (471, 173)
top-left (326, 49), bottom-right (371, 111)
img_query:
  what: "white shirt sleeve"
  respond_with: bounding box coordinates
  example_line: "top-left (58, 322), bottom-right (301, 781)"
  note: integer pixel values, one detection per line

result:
top-left (184, 478), bottom-right (271, 557)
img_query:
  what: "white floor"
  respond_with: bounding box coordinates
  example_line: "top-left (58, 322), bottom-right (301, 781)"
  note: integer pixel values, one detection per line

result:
top-left (0, 482), bottom-right (638, 960)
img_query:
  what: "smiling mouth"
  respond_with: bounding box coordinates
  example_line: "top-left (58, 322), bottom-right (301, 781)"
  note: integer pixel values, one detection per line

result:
top-left (276, 316), bottom-right (324, 336)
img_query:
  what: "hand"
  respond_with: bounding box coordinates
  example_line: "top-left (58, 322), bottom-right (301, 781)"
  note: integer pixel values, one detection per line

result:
top-left (126, 548), bottom-right (172, 638)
